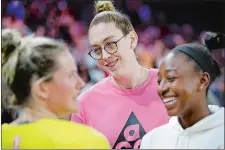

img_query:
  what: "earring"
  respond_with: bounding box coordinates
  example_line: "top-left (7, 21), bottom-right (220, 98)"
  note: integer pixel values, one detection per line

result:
top-left (200, 86), bottom-right (203, 90)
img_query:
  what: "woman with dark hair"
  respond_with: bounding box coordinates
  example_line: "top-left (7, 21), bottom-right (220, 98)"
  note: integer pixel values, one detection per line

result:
top-left (141, 32), bottom-right (224, 149)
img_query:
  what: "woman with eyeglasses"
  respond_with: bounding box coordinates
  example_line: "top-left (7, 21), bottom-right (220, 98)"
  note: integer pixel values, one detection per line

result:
top-left (71, 1), bottom-right (170, 149)
top-left (2, 29), bottom-right (110, 149)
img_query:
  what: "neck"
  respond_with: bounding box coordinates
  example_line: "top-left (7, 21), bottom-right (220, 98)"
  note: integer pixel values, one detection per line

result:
top-left (178, 101), bottom-right (210, 129)
top-left (112, 64), bottom-right (147, 89)
top-left (12, 101), bottom-right (58, 124)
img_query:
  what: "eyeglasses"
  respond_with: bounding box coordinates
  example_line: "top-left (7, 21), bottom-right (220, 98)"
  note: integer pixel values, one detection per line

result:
top-left (88, 34), bottom-right (127, 60)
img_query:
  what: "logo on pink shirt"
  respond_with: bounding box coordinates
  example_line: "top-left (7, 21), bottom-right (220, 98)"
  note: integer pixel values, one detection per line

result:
top-left (113, 112), bottom-right (146, 149)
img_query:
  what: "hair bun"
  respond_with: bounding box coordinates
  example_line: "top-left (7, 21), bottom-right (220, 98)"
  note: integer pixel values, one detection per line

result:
top-left (204, 31), bottom-right (225, 51)
top-left (95, 0), bottom-right (116, 14)
top-left (2, 29), bottom-right (22, 65)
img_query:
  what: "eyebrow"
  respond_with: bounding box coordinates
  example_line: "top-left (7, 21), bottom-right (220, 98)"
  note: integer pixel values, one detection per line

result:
top-left (91, 35), bottom-right (115, 47)
top-left (167, 66), bottom-right (184, 74)
top-left (157, 68), bottom-right (178, 77)
top-left (165, 68), bottom-right (178, 72)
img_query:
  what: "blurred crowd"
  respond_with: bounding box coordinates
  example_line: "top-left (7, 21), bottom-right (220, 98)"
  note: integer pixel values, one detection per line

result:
top-left (2, 0), bottom-right (224, 107)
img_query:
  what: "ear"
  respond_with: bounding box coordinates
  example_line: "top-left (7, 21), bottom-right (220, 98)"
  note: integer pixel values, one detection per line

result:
top-left (199, 72), bottom-right (210, 91)
top-left (129, 31), bottom-right (138, 50)
top-left (32, 80), bottom-right (49, 101)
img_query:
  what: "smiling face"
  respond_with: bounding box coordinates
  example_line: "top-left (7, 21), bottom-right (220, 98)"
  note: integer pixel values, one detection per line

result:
top-left (157, 52), bottom-right (206, 117)
top-left (88, 22), bottom-right (138, 77)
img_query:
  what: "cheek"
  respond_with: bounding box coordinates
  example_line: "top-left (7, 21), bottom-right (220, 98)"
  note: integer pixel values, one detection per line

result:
top-left (114, 52), bottom-right (123, 61)
top-left (172, 77), bottom-right (198, 95)
top-left (117, 44), bottom-right (129, 56)
top-left (48, 79), bottom-right (74, 101)
top-left (170, 80), bottom-right (187, 99)
top-left (173, 79), bottom-right (197, 106)
top-left (97, 53), bottom-right (122, 67)
top-left (183, 78), bottom-right (199, 94)
top-left (98, 59), bottom-right (104, 67)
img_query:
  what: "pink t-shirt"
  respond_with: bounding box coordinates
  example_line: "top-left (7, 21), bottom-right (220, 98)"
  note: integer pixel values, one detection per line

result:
top-left (71, 68), bottom-right (170, 149)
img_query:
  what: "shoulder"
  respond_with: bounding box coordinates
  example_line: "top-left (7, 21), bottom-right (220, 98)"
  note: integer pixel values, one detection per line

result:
top-left (2, 119), bottom-right (110, 149)
top-left (143, 123), bottom-right (170, 141)
top-left (34, 119), bottom-right (105, 140)
top-left (149, 68), bottom-right (158, 80)
top-left (42, 119), bottom-right (102, 135)
top-left (44, 119), bottom-right (110, 148)
top-left (87, 76), bottom-right (110, 92)
top-left (2, 122), bottom-right (39, 133)
top-left (141, 123), bottom-right (170, 149)
top-left (77, 77), bottom-right (110, 102)
top-left (150, 68), bottom-right (158, 73)
top-left (143, 68), bottom-right (159, 90)
top-left (2, 123), bottom-right (12, 134)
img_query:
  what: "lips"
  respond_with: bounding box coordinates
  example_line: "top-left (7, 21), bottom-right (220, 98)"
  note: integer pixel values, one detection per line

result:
top-left (162, 97), bottom-right (177, 107)
top-left (105, 59), bottom-right (118, 68)
top-left (163, 97), bottom-right (176, 103)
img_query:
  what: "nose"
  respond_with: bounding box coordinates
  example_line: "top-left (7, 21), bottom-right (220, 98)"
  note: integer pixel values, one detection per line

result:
top-left (157, 79), bottom-right (169, 97)
top-left (101, 49), bottom-right (111, 60)
top-left (75, 75), bottom-right (85, 90)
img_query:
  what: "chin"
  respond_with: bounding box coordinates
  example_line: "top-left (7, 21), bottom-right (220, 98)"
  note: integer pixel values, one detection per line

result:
top-left (109, 70), bottom-right (119, 77)
top-left (67, 104), bottom-right (78, 113)
top-left (60, 106), bottom-right (78, 118)
top-left (60, 108), bottom-right (78, 119)
top-left (109, 68), bottom-right (126, 77)
top-left (104, 62), bottom-right (122, 76)
top-left (167, 108), bottom-right (179, 116)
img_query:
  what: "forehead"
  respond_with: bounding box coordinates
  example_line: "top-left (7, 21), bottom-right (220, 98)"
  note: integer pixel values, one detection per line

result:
top-left (88, 22), bottom-right (123, 45)
top-left (56, 50), bottom-right (77, 71)
top-left (159, 52), bottom-right (195, 74)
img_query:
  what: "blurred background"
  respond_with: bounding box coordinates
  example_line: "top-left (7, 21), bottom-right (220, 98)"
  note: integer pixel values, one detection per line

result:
top-left (2, 0), bottom-right (225, 122)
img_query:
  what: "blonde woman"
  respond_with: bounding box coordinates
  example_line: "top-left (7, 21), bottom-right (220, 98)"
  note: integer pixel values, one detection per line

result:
top-left (2, 29), bottom-right (110, 149)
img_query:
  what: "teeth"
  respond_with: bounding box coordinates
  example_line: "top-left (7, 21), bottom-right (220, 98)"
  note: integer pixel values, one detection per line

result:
top-left (165, 100), bottom-right (176, 105)
top-left (163, 97), bottom-right (176, 103)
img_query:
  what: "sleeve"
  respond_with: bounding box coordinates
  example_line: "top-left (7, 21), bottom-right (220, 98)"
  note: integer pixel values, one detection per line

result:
top-left (140, 132), bottom-right (152, 149)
